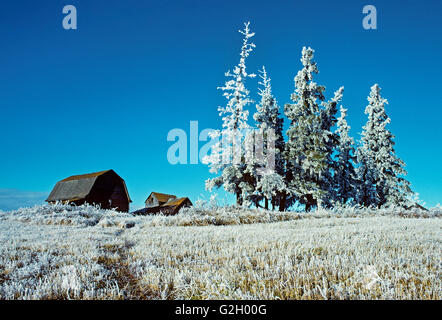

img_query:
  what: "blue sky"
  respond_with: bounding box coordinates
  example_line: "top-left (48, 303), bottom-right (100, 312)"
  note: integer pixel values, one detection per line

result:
top-left (0, 0), bottom-right (441, 211)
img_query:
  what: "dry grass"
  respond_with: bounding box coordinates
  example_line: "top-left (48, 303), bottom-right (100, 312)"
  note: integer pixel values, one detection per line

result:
top-left (0, 204), bottom-right (440, 299)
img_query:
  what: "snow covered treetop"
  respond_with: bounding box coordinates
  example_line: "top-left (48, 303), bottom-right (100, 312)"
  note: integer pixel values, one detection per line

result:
top-left (366, 84), bottom-right (388, 117)
top-left (257, 66), bottom-right (271, 98)
top-left (300, 47), bottom-right (319, 74)
top-left (238, 21), bottom-right (256, 78)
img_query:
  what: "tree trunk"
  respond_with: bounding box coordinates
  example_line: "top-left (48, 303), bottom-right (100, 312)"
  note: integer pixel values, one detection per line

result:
top-left (279, 194), bottom-right (286, 212)
top-left (236, 192), bottom-right (243, 206)
top-left (305, 194), bottom-right (316, 212)
top-left (264, 198), bottom-right (269, 210)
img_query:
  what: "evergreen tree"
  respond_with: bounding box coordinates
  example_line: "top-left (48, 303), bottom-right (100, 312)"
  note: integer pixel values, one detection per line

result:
top-left (249, 66), bottom-right (287, 210)
top-left (356, 84), bottom-right (412, 207)
top-left (319, 87), bottom-right (344, 207)
top-left (335, 105), bottom-right (358, 204)
top-left (203, 22), bottom-right (256, 206)
top-left (284, 47), bottom-right (329, 211)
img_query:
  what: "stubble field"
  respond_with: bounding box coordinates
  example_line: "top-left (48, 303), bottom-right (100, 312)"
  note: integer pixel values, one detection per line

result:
top-left (0, 204), bottom-right (440, 300)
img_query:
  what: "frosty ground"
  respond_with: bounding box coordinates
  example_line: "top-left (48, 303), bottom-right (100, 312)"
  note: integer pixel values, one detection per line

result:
top-left (0, 204), bottom-right (440, 300)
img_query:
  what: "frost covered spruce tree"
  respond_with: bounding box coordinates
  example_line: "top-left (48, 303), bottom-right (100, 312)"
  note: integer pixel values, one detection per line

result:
top-left (248, 66), bottom-right (287, 210)
top-left (356, 84), bottom-right (412, 208)
top-left (319, 86), bottom-right (344, 207)
top-left (203, 22), bottom-right (256, 206)
top-left (284, 47), bottom-right (330, 211)
top-left (334, 105), bottom-right (358, 204)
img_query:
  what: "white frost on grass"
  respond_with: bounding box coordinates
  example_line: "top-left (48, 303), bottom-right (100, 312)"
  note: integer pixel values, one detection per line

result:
top-left (1, 203), bottom-right (440, 228)
top-left (0, 204), bottom-right (440, 299)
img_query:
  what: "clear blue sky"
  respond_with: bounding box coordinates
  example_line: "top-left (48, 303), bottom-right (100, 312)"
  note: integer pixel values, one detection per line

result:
top-left (0, 0), bottom-right (441, 211)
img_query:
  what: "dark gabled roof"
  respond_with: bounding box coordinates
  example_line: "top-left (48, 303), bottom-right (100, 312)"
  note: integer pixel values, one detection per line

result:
top-left (145, 192), bottom-right (176, 203)
top-left (46, 170), bottom-right (131, 203)
top-left (60, 170), bottom-right (111, 182)
top-left (162, 197), bottom-right (191, 207)
top-left (132, 197), bottom-right (192, 215)
top-left (46, 177), bottom-right (97, 202)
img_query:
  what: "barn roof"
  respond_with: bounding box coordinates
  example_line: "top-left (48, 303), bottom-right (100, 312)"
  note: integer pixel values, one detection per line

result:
top-left (46, 170), bottom-right (131, 203)
top-left (133, 197), bottom-right (192, 215)
top-left (60, 170), bottom-right (111, 182)
top-left (163, 197), bottom-right (191, 207)
top-left (146, 192), bottom-right (176, 203)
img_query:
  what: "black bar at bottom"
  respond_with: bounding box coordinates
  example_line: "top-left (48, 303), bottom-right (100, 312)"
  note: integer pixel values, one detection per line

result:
top-left (0, 300), bottom-right (438, 319)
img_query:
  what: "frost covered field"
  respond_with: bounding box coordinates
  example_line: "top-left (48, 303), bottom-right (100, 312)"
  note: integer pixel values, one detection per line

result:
top-left (0, 204), bottom-right (440, 300)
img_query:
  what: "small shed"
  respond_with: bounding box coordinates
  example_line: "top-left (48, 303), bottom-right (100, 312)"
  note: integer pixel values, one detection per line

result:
top-left (145, 192), bottom-right (176, 208)
top-left (133, 193), bottom-right (192, 216)
top-left (160, 197), bottom-right (193, 215)
top-left (46, 170), bottom-right (131, 212)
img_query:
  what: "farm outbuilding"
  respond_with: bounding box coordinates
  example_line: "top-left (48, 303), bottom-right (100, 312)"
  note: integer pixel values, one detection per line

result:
top-left (46, 170), bottom-right (131, 212)
top-left (159, 197), bottom-right (193, 215)
top-left (145, 192), bottom-right (176, 208)
top-left (132, 192), bottom-right (192, 215)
